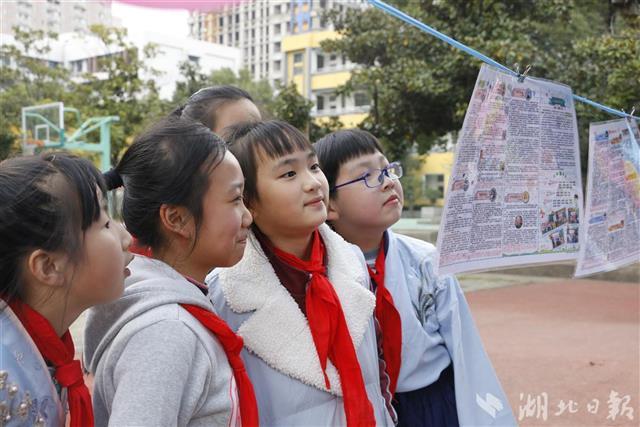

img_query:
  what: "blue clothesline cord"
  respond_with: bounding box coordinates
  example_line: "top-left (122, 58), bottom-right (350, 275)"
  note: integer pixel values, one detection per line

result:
top-left (368, 0), bottom-right (639, 122)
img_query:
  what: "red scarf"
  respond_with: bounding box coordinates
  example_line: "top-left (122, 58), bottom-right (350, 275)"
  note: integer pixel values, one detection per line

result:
top-left (7, 299), bottom-right (94, 427)
top-left (130, 236), bottom-right (153, 257)
top-left (180, 304), bottom-right (259, 427)
top-left (273, 230), bottom-right (376, 427)
top-left (367, 238), bottom-right (403, 397)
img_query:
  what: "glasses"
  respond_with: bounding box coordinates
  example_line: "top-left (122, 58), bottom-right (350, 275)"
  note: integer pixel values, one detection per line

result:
top-left (331, 162), bottom-right (403, 193)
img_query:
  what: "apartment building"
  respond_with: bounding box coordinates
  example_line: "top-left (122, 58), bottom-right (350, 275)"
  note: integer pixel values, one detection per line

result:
top-left (1, 0), bottom-right (116, 35)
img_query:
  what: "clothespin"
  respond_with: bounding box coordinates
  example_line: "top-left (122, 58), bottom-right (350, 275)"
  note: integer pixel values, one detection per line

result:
top-left (517, 64), bottom-right (532, 83)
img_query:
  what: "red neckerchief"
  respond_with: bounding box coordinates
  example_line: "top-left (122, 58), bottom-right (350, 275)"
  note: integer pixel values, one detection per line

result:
top-left (7, 298), bottom-right (94, 427)
top-left (367, 237), bottom-right (403, 398)
top-left (129, 236), bottom-right (152, 257)
top-left (180, 278), bottom-right (259, 427)
top-left (273, 230), bottom-right (376, 427)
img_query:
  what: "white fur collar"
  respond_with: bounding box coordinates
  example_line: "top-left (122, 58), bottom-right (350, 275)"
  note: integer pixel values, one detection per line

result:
top-left (218, 223), bottom-right (375, 396)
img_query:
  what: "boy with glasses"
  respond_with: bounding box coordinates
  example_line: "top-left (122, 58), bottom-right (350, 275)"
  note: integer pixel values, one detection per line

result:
top-left (314, 130), bottom-right (515, 427)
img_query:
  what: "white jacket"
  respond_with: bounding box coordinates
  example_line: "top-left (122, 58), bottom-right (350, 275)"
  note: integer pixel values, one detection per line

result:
top-left (207, 224), bottom-right (394, 426)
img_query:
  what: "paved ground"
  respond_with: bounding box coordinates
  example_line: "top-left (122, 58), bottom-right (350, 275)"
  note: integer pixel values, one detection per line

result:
top-left (75, 273), bottom-right (639, 426)
top-left (465, 279), bottom-right (639, 426)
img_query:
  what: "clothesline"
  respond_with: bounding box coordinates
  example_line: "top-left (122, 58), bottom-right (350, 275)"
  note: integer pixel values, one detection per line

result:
top-left (368, 0), bottom-right (639, 122)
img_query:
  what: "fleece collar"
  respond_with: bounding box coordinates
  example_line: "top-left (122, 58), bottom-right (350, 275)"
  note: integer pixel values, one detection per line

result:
top-left (218, 224), bottom-right (375, 396)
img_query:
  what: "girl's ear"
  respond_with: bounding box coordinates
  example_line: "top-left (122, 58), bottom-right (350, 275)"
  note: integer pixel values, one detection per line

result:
top-left (326, 198), bottom-right (340, 222)
top-left (158, 204), bottom-right (194, 241)
top-left (25, 249), bottom-right (70, 288)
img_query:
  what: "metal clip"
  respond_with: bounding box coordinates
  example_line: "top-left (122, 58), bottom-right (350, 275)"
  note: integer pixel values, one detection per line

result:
top-left (517, 64), bottom-right (532, 83)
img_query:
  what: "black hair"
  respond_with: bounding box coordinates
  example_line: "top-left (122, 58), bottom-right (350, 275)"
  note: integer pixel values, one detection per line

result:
top-left (0, 152), bottom-right (105, 302)
top-left (314, 129), bottom-right (385, 196)
top-left (225, 120), bottom-right (313, 208)
top-left (171, 85), bottom-right (255, 132)
top-left (111, 116), bottom-right (226, 252)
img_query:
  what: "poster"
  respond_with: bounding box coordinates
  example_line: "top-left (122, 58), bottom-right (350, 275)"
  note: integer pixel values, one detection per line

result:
top-left (574, 118), bottom-right (640, 277)
top-left (435, 64), bottom-right (583, 275)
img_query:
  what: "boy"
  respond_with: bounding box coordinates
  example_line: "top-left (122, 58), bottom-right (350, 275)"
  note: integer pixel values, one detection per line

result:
top-left (315, 130), bottom-right (516, 427)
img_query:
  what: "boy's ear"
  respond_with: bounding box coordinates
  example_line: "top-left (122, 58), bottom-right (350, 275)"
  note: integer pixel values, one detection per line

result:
top-left (158, 204), bottom-right (194, 240)
top-left (26, 249), bottom-right (70, 288)
top-left (326, 198), bottom-right (340, 222)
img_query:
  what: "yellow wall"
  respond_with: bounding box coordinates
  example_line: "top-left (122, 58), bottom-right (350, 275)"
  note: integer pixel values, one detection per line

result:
top-left (310, 71), bottom-right (351, 91)
top-left (314, 113), bottom-right (368, 129)
top-left (418, 152), bottom-right (455, 206)
top-left (282, 30), bottom-right (338, 52)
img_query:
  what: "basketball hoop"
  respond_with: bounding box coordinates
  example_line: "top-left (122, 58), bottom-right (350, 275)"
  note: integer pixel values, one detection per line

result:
top-left (22, 139), bottom-right (45, 155)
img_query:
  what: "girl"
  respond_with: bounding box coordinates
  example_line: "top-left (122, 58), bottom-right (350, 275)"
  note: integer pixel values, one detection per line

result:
top-left (0, 152), bottom-right (132, 427)
top-left (130, 85), bottom-right (262, 257)
top-left (207, 120), bottom-right (393, 426)
top-left (173, 85), bottom-right (262, 136)
top-left (314, 129), bottom-right (516, 426)
top-left (83, 117), bottom-right (258, 426)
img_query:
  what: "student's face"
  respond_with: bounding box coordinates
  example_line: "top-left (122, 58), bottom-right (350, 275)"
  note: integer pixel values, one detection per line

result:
top-left (212, 99), bottom-right (261, 136)
top-left (250, 148), bottom-right (329, 239)
top-left (193, 151), bottom-right (253, 268)
top-left (69, 195), bottom-right (133, 309)
top-left (329, 152), bottom-right (404, 234)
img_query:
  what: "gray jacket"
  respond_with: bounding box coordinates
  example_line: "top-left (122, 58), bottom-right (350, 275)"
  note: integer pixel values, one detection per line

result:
top-left (84, 256), bottom-right (240, 427)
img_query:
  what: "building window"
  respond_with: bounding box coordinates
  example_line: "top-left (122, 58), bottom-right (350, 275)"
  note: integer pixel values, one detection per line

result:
top-left (274, 60), bottom-right (281, 72)
top-left (354, 92), bottom-right (370, 107)
top-left (316, 53), bottom-right (324, 70)
top-left (424, 174), bottom-right (445, 197)
top-left (188, 55), bottom-right (200, 65)
top-left (274, 23), bottom-right (281, 34)
top-left (235, 14), bottom-right (239, 23)
top-left (329, 95), bottom-right (337, 111)
top-left (274, 42), bottom-right (281, 53)
top-left (329, 54), bottom-right (338, 68)
top-left (251, 29), bottom-right (255, 38)
top-left (219, 16), bottom-right (224, 26)
top-left (275, 4), bottom-right (281, 14)
top-left (293, 65), bottom-right (303, 76)
top-left (219, 35), bottom-right (224, 44)
top-left (293, 52), bottom-right (303, 63)
top-left (316, 95), bottom-right (325, 111)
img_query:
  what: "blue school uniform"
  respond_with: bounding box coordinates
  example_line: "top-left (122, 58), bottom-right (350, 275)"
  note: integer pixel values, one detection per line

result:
top-left (380, 230), bottom-right (516, 426)
top-left (0, 301), bottom-right (65, 427)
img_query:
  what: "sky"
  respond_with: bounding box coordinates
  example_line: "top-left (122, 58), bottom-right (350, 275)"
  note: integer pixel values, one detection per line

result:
top-left (111, 1), bottom-right (191, 38)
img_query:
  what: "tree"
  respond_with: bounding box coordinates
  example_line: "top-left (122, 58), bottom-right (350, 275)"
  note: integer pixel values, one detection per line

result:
top-left (560, 14), bottom-right (640, 176)
top-left (0, 26), bottom-right (169, 163)
top-left (72, 25), bottom-right (169, 164)
top-left (0, 28), bottom-right (73, 159)
top-left (310, 116), bottom-right (344, 142)
top-left (321, 0), bottom-right (635, 163)
top-left (270, 83), bottom-right (314, 133)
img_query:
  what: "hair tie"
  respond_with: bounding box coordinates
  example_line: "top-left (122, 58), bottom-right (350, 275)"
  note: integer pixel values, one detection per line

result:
top-left (171, 104), bottom-right (186, 117)
top-left (103, 168), bottom-right (123, 190)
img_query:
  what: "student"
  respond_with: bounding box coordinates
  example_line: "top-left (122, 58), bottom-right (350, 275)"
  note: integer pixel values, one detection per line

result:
top-left (172, 85), bottom-right (262, 136)
top-left (0, 152), bottom-right (132, 427)
top-left (130, 85), bottom-right (262, 257)
top-left (83, 117), bottom-right (258, 426)
top-left (207, 120), bottom-right (393, 426)
top-left (315, 129), bottom-right (516, 427)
